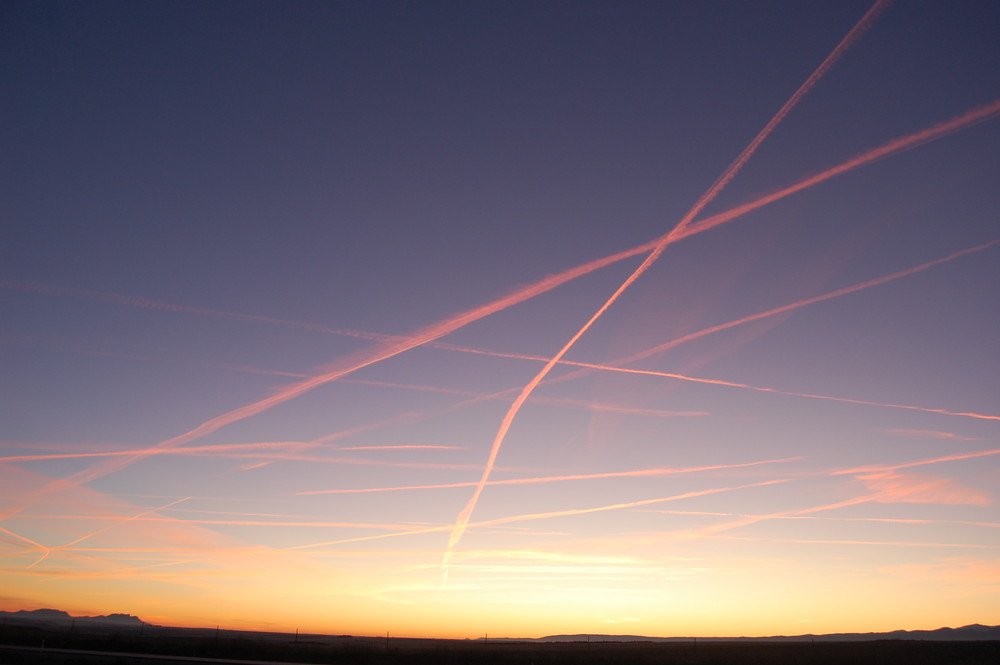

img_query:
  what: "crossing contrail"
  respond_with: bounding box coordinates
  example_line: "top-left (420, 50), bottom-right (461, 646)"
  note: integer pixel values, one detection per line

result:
top-left (433, 239), bottom-right (1000, 422)
top-left (6, 98), bottom-right (997, 522)
top-left (443, 0), bottom-right (895, 564)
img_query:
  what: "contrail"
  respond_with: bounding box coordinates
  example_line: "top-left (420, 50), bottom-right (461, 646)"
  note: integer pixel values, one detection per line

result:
top-left (285, 479), bottom-right (791, 552)
top-left (444, 0), bottom-right (896, 562)
top-left (296, 456), bottom-right (803, 495)
top-left (337, 445), bottom-right (467, 451)
top-left (682, 0), bottom-right (892, 227)
top-left (714, 535), bottom-right (1000, 550)
top-left (7, 98), bottom-right (998, 520)
top-left (679, 98), bottom-right (1000, 241)
top-left (0, 443), bottom-right (490, 469)
top-left (0, 525), bottom-right (46, 551)
top-left (8, 223), bottom-right (990, 480)
top-left (641, 508), bottom-right (1000, 529)
top-left (667, 493), bottom-right (884, 545)
top-left (435, 239), bottom-right (1000, 422)
top-left (560, 363), bottom-right (1000, 422)
top-left (27, 497), bottom-right (191, 569)
top-left (0, 278), bottom-right (380, 342)
top-left (605, 239), bottom-right (1000, 367)
top-left (60, 496), bottom-right (190, 549)
top-left (832, 448), bottom-right (1000, 475)
top-left (26, 515), bottom-right (435, 530)
top-left (664, 450), bottom-right (1000, 543)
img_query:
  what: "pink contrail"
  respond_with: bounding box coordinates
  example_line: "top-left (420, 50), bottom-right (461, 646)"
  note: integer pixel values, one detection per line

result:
top-left (24, 497), bottom-right (192, 570)
top-left (683, 0), bottom-right (892, 231)
top-left (296, 456), bottom-right (803, 495)
top-left (0, 278), bottom-right (380, 342)
top-left (608, 239), bottom-right (1000, 367)
top-left (679, 98), bottom-right (1000, 241)
top-left (7, 100), bottom-right (998, 521)
top-left (431, 240), bottom-right (1000, 422)
top-left (670, 493), bottom-right (884, 543)
top-left (443, 0), bottom-right (902, 560)
top-left (0, 524), bottom-right (46, 550)
top-left (336, 445), bottom-right (467, 451)
top-left (0, 440), bottom-right (475, 465)
top-left (26, 515), bottom-right (435, 530)
top-left (567, 364), bottom-right (1000, 422)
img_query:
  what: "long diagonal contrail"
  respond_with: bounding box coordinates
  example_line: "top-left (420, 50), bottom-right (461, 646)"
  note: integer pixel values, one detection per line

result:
top-left (435, 239), bottom-right (1000, 421)
top-left (443, 0), bottom-right (894, 564)
top-left (5, 97), bottom-right (998, 522)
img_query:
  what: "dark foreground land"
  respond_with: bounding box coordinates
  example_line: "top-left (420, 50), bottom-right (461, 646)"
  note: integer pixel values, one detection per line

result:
top-left (2, 622), bottom-right (998, 665)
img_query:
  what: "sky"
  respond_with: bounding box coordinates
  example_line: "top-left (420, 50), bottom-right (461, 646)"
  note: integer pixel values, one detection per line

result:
top-left (1, 0), bottom-right (998, 640)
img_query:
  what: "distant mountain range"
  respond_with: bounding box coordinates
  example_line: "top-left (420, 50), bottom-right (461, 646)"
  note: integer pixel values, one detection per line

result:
top-left (0, 608), bottom-right (144, 626)
top-left (531, 624), bottom-right (1000, 642)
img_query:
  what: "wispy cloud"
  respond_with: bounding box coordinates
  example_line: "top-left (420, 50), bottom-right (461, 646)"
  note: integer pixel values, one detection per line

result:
top-left (856, 471), bottom-right (992, 506)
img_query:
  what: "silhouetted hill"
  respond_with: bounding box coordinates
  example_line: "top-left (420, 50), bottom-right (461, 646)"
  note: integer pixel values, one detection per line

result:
top-left (535, 624), bottom-right (1000, 642)
top-left (0, 608), bottom-right (144, 627)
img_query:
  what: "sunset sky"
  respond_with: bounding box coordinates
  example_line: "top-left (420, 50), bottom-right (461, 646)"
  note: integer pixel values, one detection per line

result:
top-left (2, 0), bottom-right (998, 639)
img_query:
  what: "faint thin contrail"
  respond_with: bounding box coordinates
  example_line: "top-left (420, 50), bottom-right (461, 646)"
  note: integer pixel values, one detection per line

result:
top-left (285, 479), bottom-right (790, 552)
top-left (642, 508), bottom-right (1000, 529)
top-left (714, 535), bottom-right (1000, 550)
top-left (444, 0), bottom-right (894, 563)
top-left (558, 363), bottom-right (1000, 422)
top-left (28, 497), bottom-right (191, 569)
top-left (26, 515), bottom-right (435, 530)
top-left (0, 442), bottom-right (489, 468)
top-left (831, 448), bottom-right (1000, 475)
top-left (0, 278), bottom-right (380, 342)
top-left (295, 456), bottom-right (803, 495)
top-left (64, 496), bottom-right (190, 548)
top-left (6, 98), bottom-right (998, 522)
